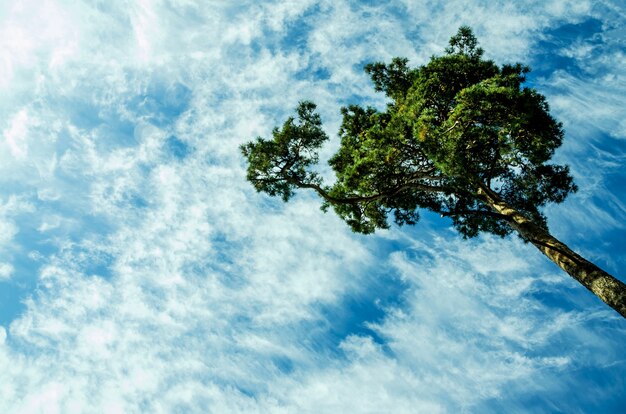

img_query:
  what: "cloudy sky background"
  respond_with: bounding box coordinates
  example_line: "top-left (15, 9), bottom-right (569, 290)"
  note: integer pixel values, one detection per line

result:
top-left (1, 0), bottom-right (625, 412)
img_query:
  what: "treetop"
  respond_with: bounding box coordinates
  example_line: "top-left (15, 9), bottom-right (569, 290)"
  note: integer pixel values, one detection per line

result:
top-left (241, 27), bottom-right (577, 237)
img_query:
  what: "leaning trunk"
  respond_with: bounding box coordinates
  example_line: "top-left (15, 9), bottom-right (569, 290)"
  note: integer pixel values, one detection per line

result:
top-left (477, 184), bottom-right (626, 318)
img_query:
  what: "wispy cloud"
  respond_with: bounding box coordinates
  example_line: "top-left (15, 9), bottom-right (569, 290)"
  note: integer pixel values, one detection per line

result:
top-left (0, 0), bottom-right (624, 412)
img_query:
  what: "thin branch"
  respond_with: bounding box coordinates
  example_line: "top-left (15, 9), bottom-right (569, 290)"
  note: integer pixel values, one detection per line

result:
top-left (286, 177), bottom-right (445, 206)
top-left (440, 209), bottom-right (512, 221)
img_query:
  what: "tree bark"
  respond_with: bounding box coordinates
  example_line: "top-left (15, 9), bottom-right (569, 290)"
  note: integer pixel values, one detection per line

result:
top-left (477, 184), bottom-right (626, 319)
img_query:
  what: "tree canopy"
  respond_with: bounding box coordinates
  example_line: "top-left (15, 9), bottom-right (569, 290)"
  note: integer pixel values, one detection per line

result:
top-left (241, 26), bottom-right (576, 237)
top-left (241, 27), bottom-right (626, 318)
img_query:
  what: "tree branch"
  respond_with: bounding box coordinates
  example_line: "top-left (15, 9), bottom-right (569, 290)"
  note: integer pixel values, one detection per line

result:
top-left (284, 176), bottom-right (445, 206)
top-left (440, 209), bottom-right (512, 221)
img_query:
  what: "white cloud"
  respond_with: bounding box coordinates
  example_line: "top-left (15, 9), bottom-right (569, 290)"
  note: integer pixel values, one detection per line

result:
top-left (0, 1), bottom-right (624, 413)
top-left (3, 109), bottom-right (30, 159)
top-left (0, 263), bottom-right (13, 281)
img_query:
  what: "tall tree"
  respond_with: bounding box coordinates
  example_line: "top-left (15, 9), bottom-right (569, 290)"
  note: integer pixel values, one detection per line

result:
top-left (241, 27), bottom-right (626, 318)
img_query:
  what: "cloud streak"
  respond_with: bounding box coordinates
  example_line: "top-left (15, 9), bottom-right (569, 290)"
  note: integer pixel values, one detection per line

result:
top-left (0, 1), bottom-right (624, 412)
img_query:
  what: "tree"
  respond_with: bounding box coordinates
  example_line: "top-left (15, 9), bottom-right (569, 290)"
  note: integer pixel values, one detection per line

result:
top-left (240, 26), bottom-right (626, 318)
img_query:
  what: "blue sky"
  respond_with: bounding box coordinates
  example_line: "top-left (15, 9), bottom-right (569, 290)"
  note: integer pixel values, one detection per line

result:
top-left (1, 0), bottom-right (625, 412)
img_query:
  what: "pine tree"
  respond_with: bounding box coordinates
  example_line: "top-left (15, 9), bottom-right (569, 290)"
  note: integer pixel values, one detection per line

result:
top-left (241, 26), bottom-right (626, 318)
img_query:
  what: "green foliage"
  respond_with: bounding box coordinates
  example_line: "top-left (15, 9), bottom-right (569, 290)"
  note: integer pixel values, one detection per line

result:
top-left (240, 101), bottom-right (328, 201)
top-left (364, 57), bottom-right (417, 100)
top-left (445, 25), bottom-right (484, 58)
top-left (241, 27), bottom-right (577, 238)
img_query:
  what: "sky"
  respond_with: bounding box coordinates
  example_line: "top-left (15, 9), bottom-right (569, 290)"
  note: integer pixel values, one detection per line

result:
top-left (0, 0), bottom-right (625, 412)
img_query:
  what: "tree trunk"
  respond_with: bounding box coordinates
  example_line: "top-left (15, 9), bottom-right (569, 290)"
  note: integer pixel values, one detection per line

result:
top-left (477, 184), bottom-right (626, 319)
